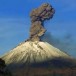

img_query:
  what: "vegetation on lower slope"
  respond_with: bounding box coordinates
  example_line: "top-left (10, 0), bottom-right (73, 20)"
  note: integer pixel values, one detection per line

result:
top-left (5, 57), bottom-right (76, 76)
top-left (0, 58), bottom-right (12, 76)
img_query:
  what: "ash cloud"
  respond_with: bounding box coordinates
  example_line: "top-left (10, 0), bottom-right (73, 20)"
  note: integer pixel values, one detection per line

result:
top-left (42, 32), bottom-right (76, 57)
top-left (29, 3), bottom-right (55, 41)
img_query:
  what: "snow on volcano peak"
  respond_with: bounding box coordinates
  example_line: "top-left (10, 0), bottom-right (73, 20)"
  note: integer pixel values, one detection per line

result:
top-left (2, 41), bottom-right (69, 64)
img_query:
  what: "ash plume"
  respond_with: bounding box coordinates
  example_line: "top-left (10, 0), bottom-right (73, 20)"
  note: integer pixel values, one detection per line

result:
top-left (42, 32), bottom-right (76, 56)
top-left (29, 3), bottom-right (55, 41)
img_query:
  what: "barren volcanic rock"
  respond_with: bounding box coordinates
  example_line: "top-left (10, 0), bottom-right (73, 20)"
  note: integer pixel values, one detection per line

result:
top-left (29, 3), bottom-right (55, 41)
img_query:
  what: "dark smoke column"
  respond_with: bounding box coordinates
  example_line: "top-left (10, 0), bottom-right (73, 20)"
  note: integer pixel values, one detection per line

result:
top-left (29, 3), bottom-right (55, 41)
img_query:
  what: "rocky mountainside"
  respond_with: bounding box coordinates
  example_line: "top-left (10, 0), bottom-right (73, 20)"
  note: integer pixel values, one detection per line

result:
top-left (1, 41), bottom-right (76, 76)
top-left (2, 41), bottom-right (69, 64)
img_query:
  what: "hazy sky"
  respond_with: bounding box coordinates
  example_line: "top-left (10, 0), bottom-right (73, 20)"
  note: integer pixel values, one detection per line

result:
top-left (0, 0), bottom-right (76, 58)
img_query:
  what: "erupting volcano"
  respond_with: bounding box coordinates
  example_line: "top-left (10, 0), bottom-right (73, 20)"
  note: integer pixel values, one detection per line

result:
top-left (1, 3), bottom-right (76, 76)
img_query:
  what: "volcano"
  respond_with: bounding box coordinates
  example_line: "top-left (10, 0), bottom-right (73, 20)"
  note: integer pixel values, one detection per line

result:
top-left (1, 3), bottom-right (76, 76)
top-left (2, 41), bottom-right (69, 64)
top-left (1, 41), bottom-right (76, 76)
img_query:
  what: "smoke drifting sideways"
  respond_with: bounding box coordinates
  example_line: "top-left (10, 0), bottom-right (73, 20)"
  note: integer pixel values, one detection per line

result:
top-left (42, 32), bottom-right (76, 57)
top-left (29, 3), bottom-right (55, 41)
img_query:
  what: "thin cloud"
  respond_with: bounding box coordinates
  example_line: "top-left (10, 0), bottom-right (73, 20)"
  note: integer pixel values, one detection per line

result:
top-left (0, 18), bottom-right (29, 38)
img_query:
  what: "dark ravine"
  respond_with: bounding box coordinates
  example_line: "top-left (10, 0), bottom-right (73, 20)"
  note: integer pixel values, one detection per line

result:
top-left (28, 3), bottom-right (55, 41)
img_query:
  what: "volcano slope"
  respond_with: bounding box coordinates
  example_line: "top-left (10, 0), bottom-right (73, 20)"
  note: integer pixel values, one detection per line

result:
top-left (2, 41), bottom-right (76, 76)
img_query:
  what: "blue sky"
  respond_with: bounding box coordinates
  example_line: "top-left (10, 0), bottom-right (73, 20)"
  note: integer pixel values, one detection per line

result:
top-left (0, 0), bottom-right (76, 58)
